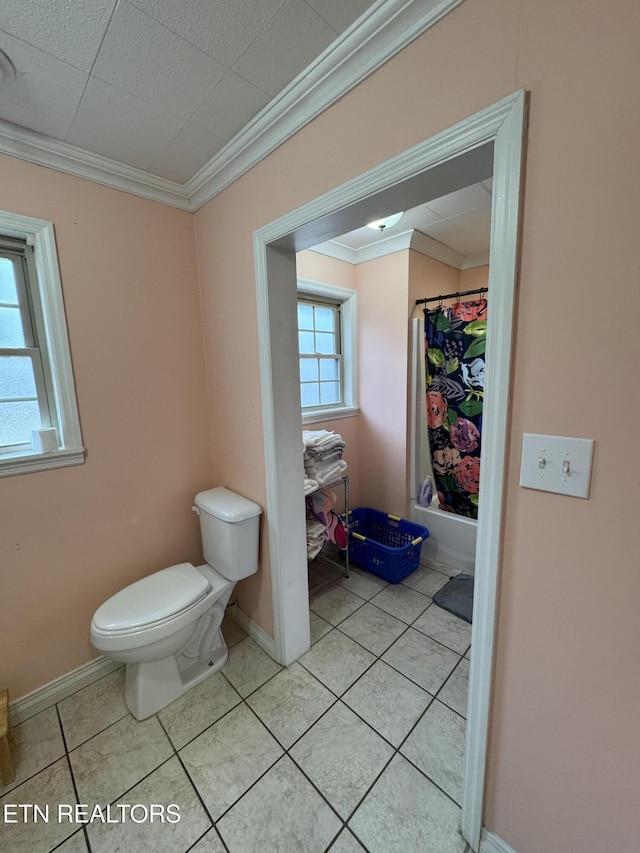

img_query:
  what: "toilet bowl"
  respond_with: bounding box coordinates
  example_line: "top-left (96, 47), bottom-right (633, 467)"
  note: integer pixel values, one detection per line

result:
top-left (90, 487), bottom-right (261, 719)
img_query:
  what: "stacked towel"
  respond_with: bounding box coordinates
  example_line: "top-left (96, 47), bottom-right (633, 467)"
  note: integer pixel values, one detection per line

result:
top-left (303, 429), bottom-right (347, 487)
top-left (306, 520), bottom-right (326, 561)
top-left (304, 478), bottom-right (319, 495)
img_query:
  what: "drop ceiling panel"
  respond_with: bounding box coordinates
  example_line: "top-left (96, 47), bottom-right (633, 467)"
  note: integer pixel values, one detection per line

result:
top-left (148, 72), bottom-right (271, 183)
top-left (306, 0), bottom-right (378, 32)
top-left (232, 0), bottom-right (339, 97)
top-left (129, 0), bottom-right (287, 69)
top-left (91, 1), bottom-right (225, 122)
top-left (67, 77), bottom-right (185, 171)
top-left (436, 207), bottom-right (492, 255)
top-left (425, 182), bottom-right (491, 218)
top-left (0, 0), bottom-right (116, 72)
top-left (0, 30), bottom-right (88, 128)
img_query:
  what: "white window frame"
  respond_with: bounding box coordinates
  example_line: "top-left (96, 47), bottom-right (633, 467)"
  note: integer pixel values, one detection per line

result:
top-left (0, 209), bottom-right (85, 477)
top-left (297, 278), bottom-right (358, 424)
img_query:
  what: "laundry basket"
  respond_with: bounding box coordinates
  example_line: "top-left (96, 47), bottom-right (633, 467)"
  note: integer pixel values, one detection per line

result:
top-left (347, 507), bottom-right (429, 584)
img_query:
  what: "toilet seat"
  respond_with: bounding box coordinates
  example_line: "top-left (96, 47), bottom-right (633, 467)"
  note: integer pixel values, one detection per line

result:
top-left (92, 563), bottom-right (211, 633)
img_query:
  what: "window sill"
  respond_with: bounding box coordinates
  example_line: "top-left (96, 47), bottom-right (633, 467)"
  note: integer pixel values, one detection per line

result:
top-left (302, 406), bottom-right (359, 425)
top-left (0, 446), bottom-right (86, 478)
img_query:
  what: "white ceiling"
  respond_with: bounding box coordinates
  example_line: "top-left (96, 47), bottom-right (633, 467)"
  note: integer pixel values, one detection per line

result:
top-left (0, 0), bottom-right (377, 184)
top-left (314, 178), bottom-right (493, 263)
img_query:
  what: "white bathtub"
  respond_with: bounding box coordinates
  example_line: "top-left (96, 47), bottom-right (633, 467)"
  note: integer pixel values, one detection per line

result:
top-left (411, 504), bottom-right (477, 575)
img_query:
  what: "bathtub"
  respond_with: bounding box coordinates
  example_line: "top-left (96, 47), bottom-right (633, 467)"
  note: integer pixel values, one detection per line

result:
top-left (411, 503), bottom-right (477, 575)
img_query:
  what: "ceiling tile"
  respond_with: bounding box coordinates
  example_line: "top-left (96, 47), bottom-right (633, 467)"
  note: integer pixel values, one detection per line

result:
top-left (0, 0), bottom-right (116, 71)
top-left (305, 0), bottom-right (376, 33)
top-left (148, 72), bottom-right (271, 183)
top-left (0, 98), bottom-right (72, 142)
top-left (91, 1), bottom-right (225, 122)
top-left (425, 183), bottom-right (492, 219)
top-left (0, 30), bottom-right (88, 125)
top-left (189, 72), bottom-right (271, 139)
top-left (434, 207), bottom-right (492, 255)
top-left (129, 0), bottom-right (287, 69)
top-left (145, 122), bottom-right (218, 184)
top-left (232, 0), bottom-right (337, 97)
top-left (67, 77), bottom-right (184, 171)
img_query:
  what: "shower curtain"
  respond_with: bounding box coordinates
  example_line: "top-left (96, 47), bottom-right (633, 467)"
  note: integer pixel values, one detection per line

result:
top-left (424, 299), bottom-right (487, 518)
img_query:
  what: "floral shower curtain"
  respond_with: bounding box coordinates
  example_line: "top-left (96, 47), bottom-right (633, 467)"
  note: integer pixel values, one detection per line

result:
top-left (424, 298), bottom-right (487, 519)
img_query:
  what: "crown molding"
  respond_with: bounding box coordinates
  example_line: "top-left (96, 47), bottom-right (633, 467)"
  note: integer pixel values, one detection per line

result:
top-left (187, 0), bottom-right (466, 209)
top-left (0, 118), bottom-right (191, 210)
top-left (0, 0), bottom-right (465, 212)
top-left (310, 228), bottom-right (474, 268)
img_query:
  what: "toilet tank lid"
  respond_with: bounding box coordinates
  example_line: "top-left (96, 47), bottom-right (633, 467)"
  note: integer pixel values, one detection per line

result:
top-left (195, 487), bottom-right (262, 522)
top-left (93, 563), bottom-right (210, 632)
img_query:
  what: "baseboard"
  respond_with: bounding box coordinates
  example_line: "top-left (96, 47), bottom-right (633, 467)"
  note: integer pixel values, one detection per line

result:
top-left (9, 657), bottom-right (122, 726)
top-left (480, 829), bottom-right (518, 853)
top-left (227, 602), bottom-right (277, 661)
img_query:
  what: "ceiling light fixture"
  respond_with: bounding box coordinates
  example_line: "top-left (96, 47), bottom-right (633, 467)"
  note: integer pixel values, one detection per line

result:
top-left (366, 211), bottom-right (403, 232)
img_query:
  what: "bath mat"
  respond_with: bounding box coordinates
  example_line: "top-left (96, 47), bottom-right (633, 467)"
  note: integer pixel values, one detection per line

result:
top-left (433, 573), bottom-right (474, 624)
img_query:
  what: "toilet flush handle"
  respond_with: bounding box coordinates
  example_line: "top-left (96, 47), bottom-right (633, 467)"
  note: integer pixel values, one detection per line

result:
top-left (191, 505), bottom-right (201, 516)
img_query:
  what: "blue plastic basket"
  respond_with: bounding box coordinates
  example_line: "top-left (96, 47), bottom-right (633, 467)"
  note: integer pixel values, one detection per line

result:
top-left (347, 507), bottom-right (429, 584)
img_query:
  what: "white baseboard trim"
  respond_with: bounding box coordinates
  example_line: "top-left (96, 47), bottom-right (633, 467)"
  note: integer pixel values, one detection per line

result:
top-left (227, 603), bottom-right (277, 661)
top-left (9, 657), bottom-right (122, 726)
top-left (480, 829), bottom-right (518, 853)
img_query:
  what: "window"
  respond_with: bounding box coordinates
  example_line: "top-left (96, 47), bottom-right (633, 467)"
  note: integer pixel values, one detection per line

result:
top-left (0, 210), bottom-right (84, 476)
top-left (297, 278), bottom-right (358, 423)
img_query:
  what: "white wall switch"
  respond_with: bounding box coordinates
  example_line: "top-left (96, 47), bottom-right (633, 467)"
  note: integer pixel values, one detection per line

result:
top-left (519, 434), bottom-right (595, 499)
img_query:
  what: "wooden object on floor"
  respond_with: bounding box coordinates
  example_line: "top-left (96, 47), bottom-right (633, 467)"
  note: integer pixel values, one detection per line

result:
top-left (0, 688), bottom-right (15, 785)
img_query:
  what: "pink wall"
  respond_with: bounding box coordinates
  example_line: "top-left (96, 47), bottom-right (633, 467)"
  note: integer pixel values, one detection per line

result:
top-left (192, 1), bottom-right (640, 850)
top-left (356, 251), bottom-right (410, 516)
top-left (0, 155), bottom-right (212, 699)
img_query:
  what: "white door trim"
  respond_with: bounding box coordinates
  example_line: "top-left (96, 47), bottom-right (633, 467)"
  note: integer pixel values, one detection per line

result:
top-left (254, 89), bottom-right (526, 850)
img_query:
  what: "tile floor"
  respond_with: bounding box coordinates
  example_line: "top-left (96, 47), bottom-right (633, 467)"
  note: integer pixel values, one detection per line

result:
top-left (0, 556), bottom-right (473, 853)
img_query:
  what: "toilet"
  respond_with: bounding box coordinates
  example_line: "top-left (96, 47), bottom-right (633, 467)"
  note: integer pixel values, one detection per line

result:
top-left (90, 487), bottom-right (261, 720)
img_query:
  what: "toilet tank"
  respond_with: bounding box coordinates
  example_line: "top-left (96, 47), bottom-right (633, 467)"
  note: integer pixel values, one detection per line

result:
top-left (194, 487), bottom-right (262, 581)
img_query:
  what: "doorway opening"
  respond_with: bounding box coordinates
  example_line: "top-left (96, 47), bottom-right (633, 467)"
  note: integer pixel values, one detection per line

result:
top-left (254, 90), bottom-right (526, 849)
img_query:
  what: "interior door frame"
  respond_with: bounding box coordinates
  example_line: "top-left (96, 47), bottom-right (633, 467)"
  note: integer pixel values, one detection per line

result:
top-left (253, 89), bottom-right (526, 850)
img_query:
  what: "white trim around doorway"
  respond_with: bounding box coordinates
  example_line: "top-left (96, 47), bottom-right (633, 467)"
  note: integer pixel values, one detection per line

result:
top-left (254, 89), bottom-right (526, 851)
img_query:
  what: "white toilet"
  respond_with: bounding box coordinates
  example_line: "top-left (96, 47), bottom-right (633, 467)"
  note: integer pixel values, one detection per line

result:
top-left (90, 487), bottom-right (261, 720)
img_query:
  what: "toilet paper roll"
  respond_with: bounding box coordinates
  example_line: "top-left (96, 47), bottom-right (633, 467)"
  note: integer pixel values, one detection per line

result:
top-left (31, 428), bottom-right (59, 453)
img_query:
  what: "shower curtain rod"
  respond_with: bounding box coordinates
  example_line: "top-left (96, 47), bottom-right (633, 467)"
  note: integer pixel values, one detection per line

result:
top-left (415, 286), bottom-right (488, 306)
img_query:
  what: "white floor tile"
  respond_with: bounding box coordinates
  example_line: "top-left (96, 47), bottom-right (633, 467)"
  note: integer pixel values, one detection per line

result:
top-left (221, 637), bottom-right (282, 698)
top-left (412, 603), bottom-right (472, 654)
top-left (310, 583), bottom-right (366, 625)
top-left (299, 629), bottom-right (375, 695)
top-left (247, 662), bottom-right (335, 748)
top-left (86, 756), bottom-right (210, 852)
top-left (0, 706), bottom-right (65, 796)
top-left (68, 715), bottom-right (173, 808)
top-left (401, 699), bottom-right (466, 804)
top-left (402, 565), bottom-right (451, 598)
top-left (369, 585), bottom-right (430, 624)
top-left (342, 660), bottom-right (432, 747)
top-left (349, 754), bottom-right (466, 853)
top-left (290, 702), bottom-right (393, 819)
top-left (179, 703), bottom-right (283, 821)
top-left (336, 568), bottom-right (388, 600)
top-left (328, 828), bottom-right (368, 852)
top-left (382, 628), bottom-right (460, 694)
top-left (338, 602), bottom-right (407, 657)
top-left (0, 758), bottom-right (78, 853)
top-left (57, 669), bottom-right (128, 750)
top-left (158, 671), bottom-right (241, 750)
top-left (309, 610), bottom-right (332, 645)
top-left (188, 829), bottom-right (226, 852)
top-left (439, 658), bottom-right (470, 718)
top-left (217, 756), bottom-right (342, 852)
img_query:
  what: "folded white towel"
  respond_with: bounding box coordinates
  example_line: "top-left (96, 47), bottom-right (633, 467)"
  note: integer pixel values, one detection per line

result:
top-left (315, 459), bottom-right (347, 486)
top-left (303, 429), bottom-right (345, 450)
top-left (304, 478), bottom-right (319, 495)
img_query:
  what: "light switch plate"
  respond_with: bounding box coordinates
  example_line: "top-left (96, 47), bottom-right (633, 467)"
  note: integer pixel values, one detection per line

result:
top-left (519, 434), bottom-right (595, 499)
